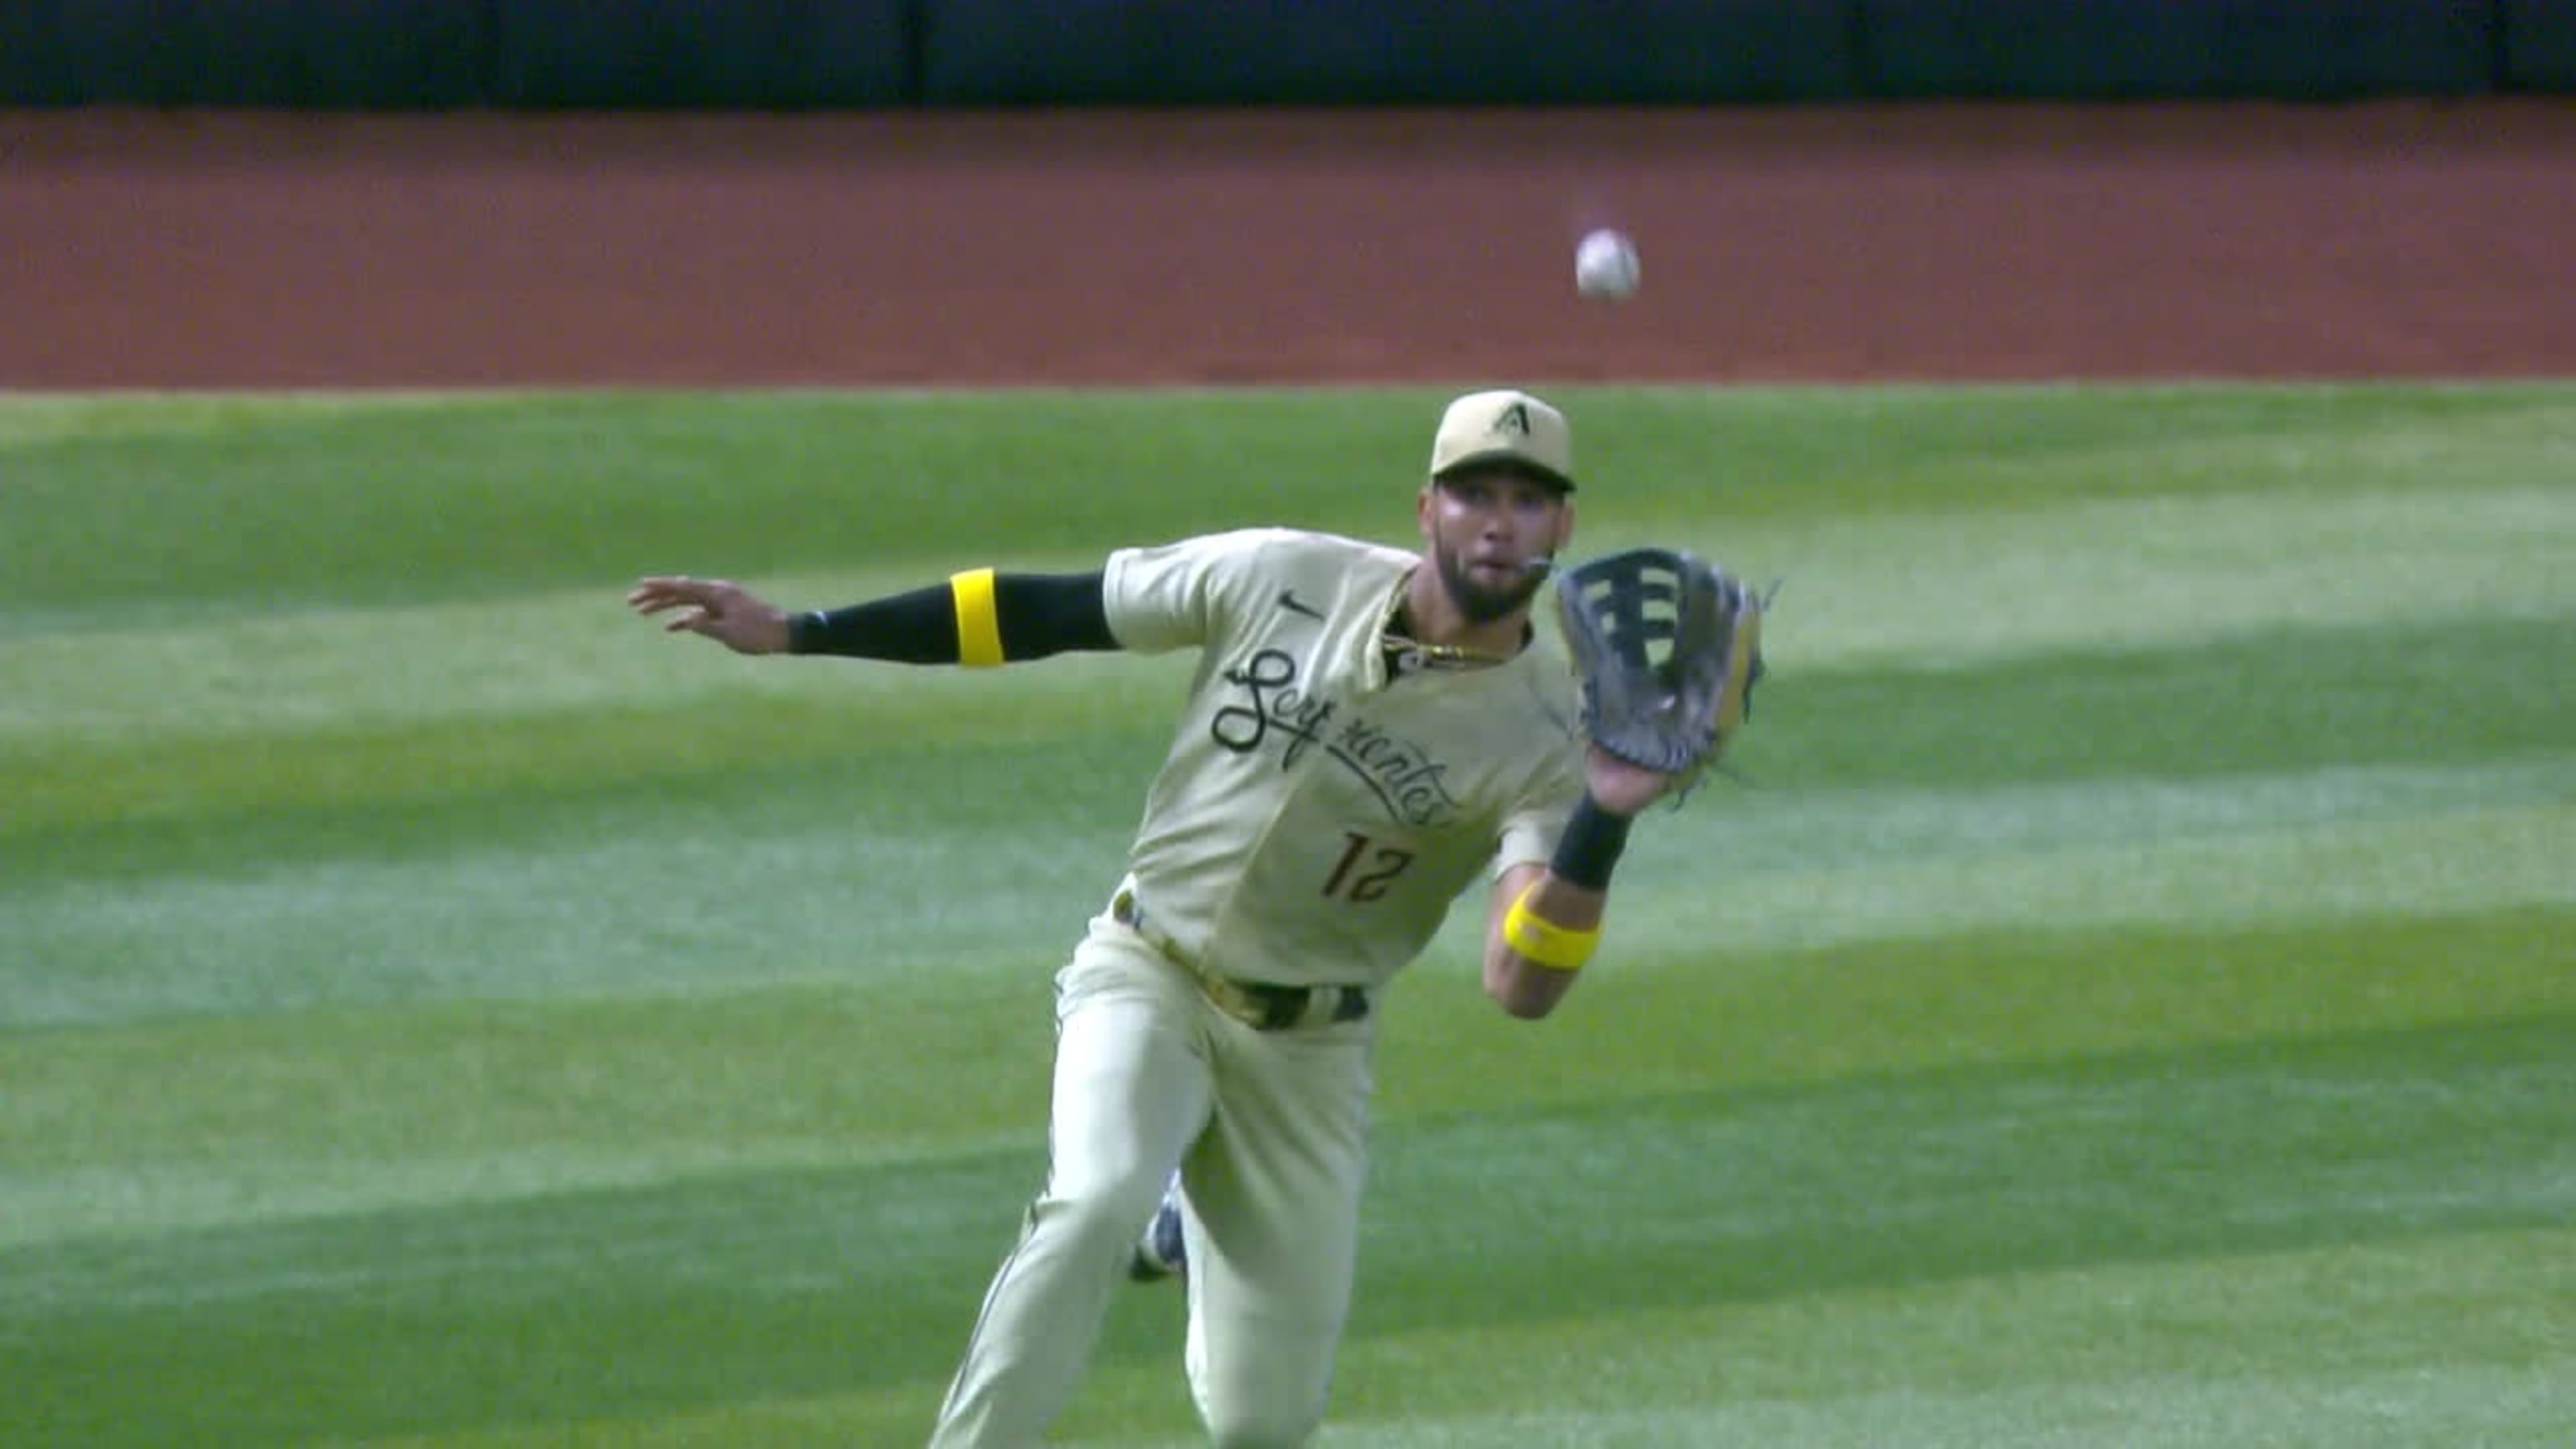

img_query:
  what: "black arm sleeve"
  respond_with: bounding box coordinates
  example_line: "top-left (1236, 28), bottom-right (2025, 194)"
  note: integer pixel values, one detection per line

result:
top-left (786, 570), bottom-right (1119, 663)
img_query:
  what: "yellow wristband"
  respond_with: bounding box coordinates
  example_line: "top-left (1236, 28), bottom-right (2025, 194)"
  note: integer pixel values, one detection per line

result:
top-left (1503, 886), bottom-right (1599, 972)
top-left (950, 568), bottom-right (1005, 667)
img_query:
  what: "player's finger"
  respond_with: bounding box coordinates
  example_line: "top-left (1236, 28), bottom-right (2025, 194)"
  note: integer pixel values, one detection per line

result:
top-left (630, 579), bottom-right (714, 613)
top-left (631, 575), bottom-right (715, 601)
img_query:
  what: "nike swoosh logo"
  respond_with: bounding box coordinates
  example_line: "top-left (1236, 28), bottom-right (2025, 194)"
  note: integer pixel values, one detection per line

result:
top-left (1277, 589), bottom-right (1325, 621)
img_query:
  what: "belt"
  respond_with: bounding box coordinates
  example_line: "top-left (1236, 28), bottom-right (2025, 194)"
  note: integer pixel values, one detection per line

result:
top-left (1112, 891), bottom-right (1371, 1032)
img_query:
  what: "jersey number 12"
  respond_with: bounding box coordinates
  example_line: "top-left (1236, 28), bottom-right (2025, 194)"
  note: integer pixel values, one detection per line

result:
top-left (1322, 832), bottom-right (1415, 903)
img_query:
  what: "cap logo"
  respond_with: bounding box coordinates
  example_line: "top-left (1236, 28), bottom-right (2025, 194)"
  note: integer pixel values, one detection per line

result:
top-left (1493, 402), bottom-right (1532, 438)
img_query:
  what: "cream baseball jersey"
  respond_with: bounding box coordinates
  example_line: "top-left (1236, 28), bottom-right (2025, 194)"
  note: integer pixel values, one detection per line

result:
top-left (1100, 527), bottom-right (1588, 989)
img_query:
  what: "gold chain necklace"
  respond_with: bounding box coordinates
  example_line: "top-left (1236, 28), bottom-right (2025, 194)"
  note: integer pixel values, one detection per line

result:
top-left (1379, 589), bottom-right (1522, 677)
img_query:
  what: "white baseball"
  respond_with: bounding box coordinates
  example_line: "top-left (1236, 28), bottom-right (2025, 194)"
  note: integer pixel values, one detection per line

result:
top-left (1574, 228), bottom-right (1639, 301)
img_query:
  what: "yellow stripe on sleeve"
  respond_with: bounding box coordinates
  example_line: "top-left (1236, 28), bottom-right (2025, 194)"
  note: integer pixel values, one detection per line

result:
top-left (950, 568), bottom-right (1005, 667)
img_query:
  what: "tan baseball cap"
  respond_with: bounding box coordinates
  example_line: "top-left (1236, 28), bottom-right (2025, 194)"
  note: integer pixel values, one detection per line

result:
top-left (1428, 388), bottom-right (1576, 492)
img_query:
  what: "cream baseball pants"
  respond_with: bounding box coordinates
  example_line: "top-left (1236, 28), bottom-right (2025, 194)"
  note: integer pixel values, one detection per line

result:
top-left (927, 906), bottom-right (1377, 1447)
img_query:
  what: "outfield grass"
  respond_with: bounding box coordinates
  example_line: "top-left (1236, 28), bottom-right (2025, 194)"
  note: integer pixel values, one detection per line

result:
top-left (4, 384), bottom-right (2572, 1446)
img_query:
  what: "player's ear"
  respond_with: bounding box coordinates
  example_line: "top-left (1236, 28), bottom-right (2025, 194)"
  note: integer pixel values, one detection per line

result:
top-left (1416, 483), bottom-right (1437, 541)
top-left (1551, 496), bottom-right (1576, 553)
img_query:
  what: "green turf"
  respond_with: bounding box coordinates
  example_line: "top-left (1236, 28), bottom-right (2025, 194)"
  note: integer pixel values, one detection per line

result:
top-left (4, 384), bottom-right (2572, 1446)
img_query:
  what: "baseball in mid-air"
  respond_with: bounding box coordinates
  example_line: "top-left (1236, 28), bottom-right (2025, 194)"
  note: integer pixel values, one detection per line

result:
top-left (1574, 228), bottom-right (1640, 301)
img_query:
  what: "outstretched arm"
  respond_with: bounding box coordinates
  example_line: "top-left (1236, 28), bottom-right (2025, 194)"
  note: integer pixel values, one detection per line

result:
top-left (626, 569), bottom-right (1118, 663)
top-left (1479, 749), bottom-right (1675, 1020)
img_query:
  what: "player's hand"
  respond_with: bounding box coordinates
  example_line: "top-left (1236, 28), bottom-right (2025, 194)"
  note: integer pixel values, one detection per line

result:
top-left (626, 575), bottom-right (792, 656)
top-left (1583, 745), bottom-right (1679, 818)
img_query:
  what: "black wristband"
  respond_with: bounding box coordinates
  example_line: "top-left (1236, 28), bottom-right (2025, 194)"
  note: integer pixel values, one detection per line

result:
top-left (785, 610), bottom-right (828, 656)
top-left (1549, 792), bottom-right (1634, 892)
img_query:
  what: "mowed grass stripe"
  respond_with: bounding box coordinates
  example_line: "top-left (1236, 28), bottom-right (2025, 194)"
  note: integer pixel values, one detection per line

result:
top-left (1688, 757), bottom-right (2576, 875)
top-left (8, 473), bottom-right (2568, 746)
top-left (106, 1233), bottom-right (2576, 1448)
top-left (1275, 1366), bottom-right (2576, 1449)
top-left (0, 730), bottom-right (1158, 1026)
top-left (1641, 798), bottom-right (2574, 956)
top-left (0, 568), bottom-right (1163, 746)
top-left (1357, 1020), bottom-right (2576, 1324)
top-left (1291, 1223), bottom-right (2576, 1447)
top-left (8, 745), bottom-right (2566, 1029)
top-left (5, 389), bottom-right (1447, 617)
top-left (8, 605), bottom-right (2567, 850)
top-left (1382, 904), bottom-right (2576, 1115)
top-left (7, 385), bottom-right (2571, 624)
top-left (0, 656), bottom-right (1192, 836)
top-left (9, 905), bottom-right (2568, 1249)
top-left (8, 1015), bottom-right (2568, 1446)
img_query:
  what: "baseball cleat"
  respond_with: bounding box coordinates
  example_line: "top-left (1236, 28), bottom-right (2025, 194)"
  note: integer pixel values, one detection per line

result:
top-left (1126, 1186), bottom-right (1187, 1282)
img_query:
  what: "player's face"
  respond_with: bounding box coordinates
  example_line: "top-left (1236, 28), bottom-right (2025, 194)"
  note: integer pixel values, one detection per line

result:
top-left (1420, 467), bottom-right (1573, 624)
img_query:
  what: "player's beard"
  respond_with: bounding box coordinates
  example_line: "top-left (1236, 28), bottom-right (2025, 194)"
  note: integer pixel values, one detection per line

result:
top-left (1434, 539), bottom-right (1548, 625)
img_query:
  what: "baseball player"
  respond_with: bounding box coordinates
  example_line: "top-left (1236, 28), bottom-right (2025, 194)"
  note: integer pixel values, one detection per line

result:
top-left (627, 390), bottom-right (1685, 1446)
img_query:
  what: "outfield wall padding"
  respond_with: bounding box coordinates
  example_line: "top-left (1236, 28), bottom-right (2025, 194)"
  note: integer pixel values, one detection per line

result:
top-left (485, 0), bottom-right (910, 109)
top-left (0, 3), bottom-right (68, 106)
top-left (1858, 0), bottom-right (2498, 100)
top-left (46, 0), bottom-right (486, 108)
top-left (915, 0), bottom-right (1862, 106)
top-left (1, 0), bottom-right (2558, 108)
top-left (2501, 0), bottom-right (2576, 89)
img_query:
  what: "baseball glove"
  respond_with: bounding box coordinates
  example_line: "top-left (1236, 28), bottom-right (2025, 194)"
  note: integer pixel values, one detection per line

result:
top-left (1554, 548), bottom-right (1766, 778)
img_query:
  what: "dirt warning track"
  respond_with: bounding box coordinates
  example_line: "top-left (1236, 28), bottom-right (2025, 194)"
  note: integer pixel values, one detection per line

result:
top-left (4, 101), bottom-right (2572, 388)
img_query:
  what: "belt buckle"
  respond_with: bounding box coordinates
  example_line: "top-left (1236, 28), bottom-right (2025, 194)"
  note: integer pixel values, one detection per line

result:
top-left (1244, 980), bottom-right (1365, 1031)
top-left (1203, 974), bottom-right (1320, 1031)
top-left (1248, 983), bottom-right (1306, 1032)
top-left (1202, 976), bottom-right (1267, 1030)
top-left (1116, 890), bottom-right (1363, 1031)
